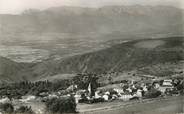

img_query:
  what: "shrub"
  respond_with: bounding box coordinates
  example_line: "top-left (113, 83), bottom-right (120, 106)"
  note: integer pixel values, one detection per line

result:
top-left (45, 96), bottom-right (76, 114)
top-left (15, 106), bottom-right (34, 114)
top-left (0, 103), bottom-right (14, 113)
top-left (145, 88), bottom-right (161, 98)
top-left (89, 98), bottom-right (105, 104)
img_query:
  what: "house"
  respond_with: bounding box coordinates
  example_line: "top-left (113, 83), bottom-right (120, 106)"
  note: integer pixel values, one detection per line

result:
top-left (74, 90), bottom-right (87, 103)
top-left (95, 91), bottom-right (102, 99)
top-left (156, 79), bottom-right (173, 93)
top-left (126, 87), bottom-right (132, 93)
top-left (136, 89), bottom-right (143, 98)
top-left (48, 94), bottom-right (59, 99)
top-left (20, 95), bottom-right (36, 103)
top-left (159, 86), bottom-right (174, 93)
top-left (0, 97), bottom-right (10, 103)
top-left (102, 91), bottom-right (110, 101)
top-left (162, 80), bottom-right (173, 86)
top-left (119, 93), bottom-right (133, 101)
top-left (153, 82), bottom-right (160, 89)
top-left (102, 94), bottom-right (109, 101)
top-left (74, 94), bottom-right (81, 104)
top-left (113, 88), bottom-right (124, 94)
top-left (143, 85), bottom-right (148, 92)
top-left (67, 84), bottom-right (78, 92)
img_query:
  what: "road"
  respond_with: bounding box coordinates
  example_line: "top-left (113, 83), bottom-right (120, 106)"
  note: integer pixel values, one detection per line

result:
top-left (78, 96), bottom-right (184, 114)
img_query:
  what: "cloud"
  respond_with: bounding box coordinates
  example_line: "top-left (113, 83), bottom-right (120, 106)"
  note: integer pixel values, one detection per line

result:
top-left (0, 0), bottom-right (183, 14)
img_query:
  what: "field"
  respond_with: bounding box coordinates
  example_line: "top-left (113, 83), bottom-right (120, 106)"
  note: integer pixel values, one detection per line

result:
top-left (78, 96), bottom-right (184, 114)
top-left (134, 40), bottom-right (165, 49)
top-left (0, 33), bottom-right (127, 63)
top-left (11, 96), bottom-right (184, 114)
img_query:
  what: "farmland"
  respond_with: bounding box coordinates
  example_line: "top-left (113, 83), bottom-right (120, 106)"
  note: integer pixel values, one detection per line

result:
top-left (79, 96), bottom-right (184, 114)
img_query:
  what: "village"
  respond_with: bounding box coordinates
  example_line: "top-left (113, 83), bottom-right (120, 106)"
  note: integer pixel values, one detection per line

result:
top-left (0, 71), bottom-right (184, 114)
top-left (72, 76), bottom-right (183, 104)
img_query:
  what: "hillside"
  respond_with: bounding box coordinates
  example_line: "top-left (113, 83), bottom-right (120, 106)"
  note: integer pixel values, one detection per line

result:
top-left (33, 37), bottom-right (184, 77)
top-left (0, 37), bottom-right (183, 82)
top-left (0, 57), bottom-right (32, 82)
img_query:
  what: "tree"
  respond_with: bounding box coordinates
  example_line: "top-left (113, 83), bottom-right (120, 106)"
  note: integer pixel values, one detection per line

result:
top-left (145, 88), bottom-right (161, 98)
top-left (45, 97), bottom-right (76, 114)
top-left (0, 103), bottom-right (14, 113)
top-left (15, 106), bottom-right (34, 114)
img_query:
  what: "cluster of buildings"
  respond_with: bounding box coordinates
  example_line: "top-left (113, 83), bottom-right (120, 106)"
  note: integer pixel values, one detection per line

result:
top-left (73, 78), bottom-right (182, 104)
top-left (0, 75), bottom-right (183, 114)
top-left (0, 76), bottom-right (183, 106)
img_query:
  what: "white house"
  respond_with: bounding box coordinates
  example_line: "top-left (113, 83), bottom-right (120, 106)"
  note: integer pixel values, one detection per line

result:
top-left (0, 97), bottom-right (10, 104)
top-left (103, 94), bottom-right (109, 101)
top-left (159, 86), bottom-right (174, 93)
top-left (74, 94), bottom-right (81, 104)
top-left (136, 89), bottom-right (142, 98)
top-left (162, 80), bottom-right (173, 86)
top-left (95, 91), bottom-right (102, 99)
top-left (119, 94), bottom-right (133, 101)
top-left (20, 95), bottom-right (36, 103)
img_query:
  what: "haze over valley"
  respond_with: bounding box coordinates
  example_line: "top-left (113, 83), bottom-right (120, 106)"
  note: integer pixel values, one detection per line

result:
top-left (0, 5), bottom-right (183, 63)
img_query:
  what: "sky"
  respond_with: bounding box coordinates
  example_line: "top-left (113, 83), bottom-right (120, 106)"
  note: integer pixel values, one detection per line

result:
top-left (0, 0), bottom-right (183, 14)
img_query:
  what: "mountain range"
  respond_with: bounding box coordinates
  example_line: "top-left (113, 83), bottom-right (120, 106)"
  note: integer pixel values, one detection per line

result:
top-left (0, 5), bottom-right (183, 40)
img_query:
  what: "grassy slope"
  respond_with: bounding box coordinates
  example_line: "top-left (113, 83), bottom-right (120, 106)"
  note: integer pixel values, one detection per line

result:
top-left (0, 57), bottom-right (33, 82)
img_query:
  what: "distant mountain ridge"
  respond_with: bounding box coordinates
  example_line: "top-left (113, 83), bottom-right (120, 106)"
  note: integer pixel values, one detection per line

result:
top-left (0, 37), bottom-right (183, 82)
top-left (0, 5), bottom-right (183, 36)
